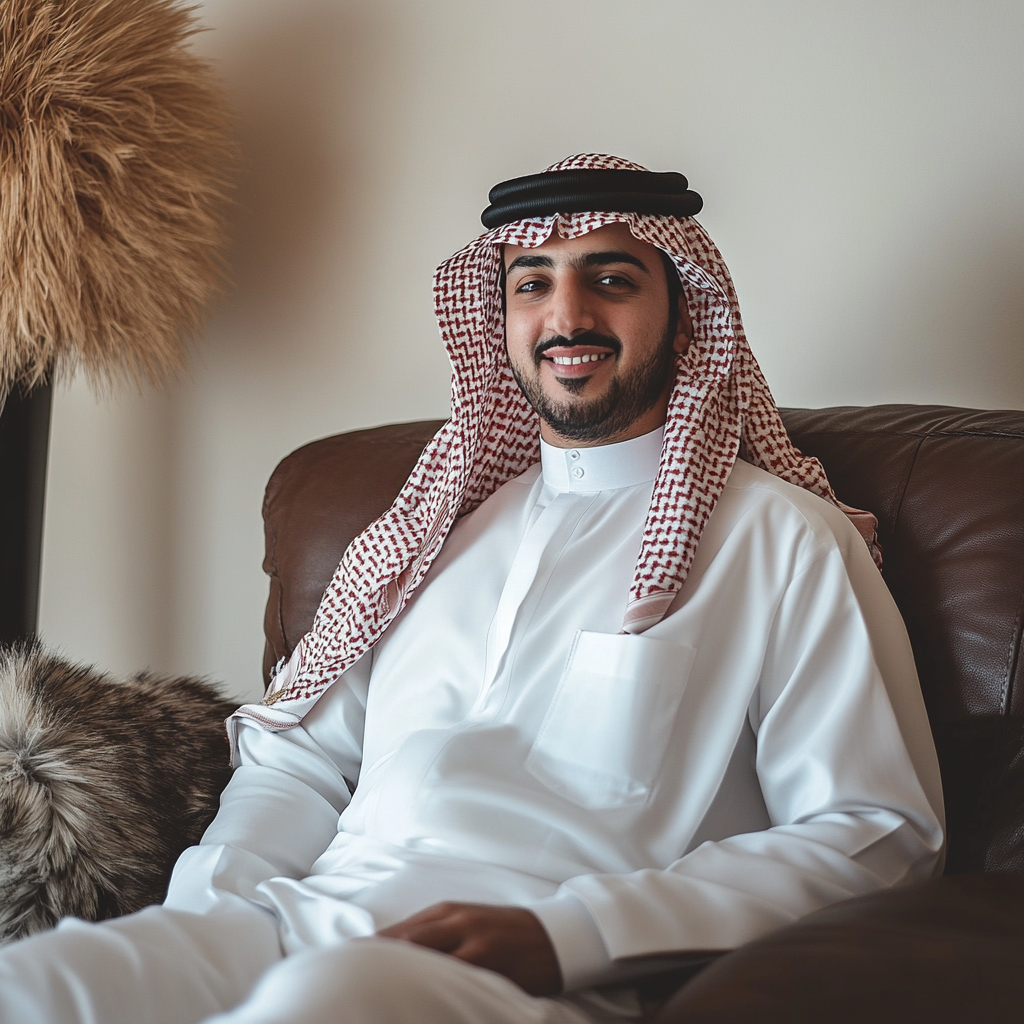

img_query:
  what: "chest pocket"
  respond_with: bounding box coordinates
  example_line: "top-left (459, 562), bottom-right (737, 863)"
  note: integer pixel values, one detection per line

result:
top-left (525, 630), bottom-right (695, 809)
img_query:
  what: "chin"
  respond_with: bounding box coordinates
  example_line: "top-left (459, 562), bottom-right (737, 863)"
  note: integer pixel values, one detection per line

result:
top-left (553, 376), bottom-right (593, 397)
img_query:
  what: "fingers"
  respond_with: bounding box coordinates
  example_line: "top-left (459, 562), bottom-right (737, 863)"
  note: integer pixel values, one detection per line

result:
top-left (378, 902), bottom-right (480, 935)
top-left (377, 901), bottom-right (462, 938)
top-left (378, 904), bottom-right (502, 958)
top-left (383, 917), bottom-right (464, 953)
top-left (375, 903), bottom-right (562, 997)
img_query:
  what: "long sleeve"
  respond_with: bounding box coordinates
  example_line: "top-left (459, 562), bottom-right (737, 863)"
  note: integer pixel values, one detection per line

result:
top-left (530, 536), bottom-right (944, 990)
top-left (164, 654), bottom-right (370, 914)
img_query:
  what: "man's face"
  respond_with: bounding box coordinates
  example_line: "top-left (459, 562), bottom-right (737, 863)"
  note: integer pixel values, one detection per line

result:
top-left (504, 223), bottom-right (692, 448)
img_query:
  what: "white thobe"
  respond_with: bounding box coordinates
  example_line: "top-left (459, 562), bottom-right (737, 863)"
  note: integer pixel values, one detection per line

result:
top-left (166, 425), bottom-right (944, 991)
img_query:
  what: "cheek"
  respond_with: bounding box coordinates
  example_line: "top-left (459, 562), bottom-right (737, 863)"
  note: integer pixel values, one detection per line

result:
top-left (612, 311), bottom-right (667, 360)
top-left (504, 311), bottom-right (539, 365)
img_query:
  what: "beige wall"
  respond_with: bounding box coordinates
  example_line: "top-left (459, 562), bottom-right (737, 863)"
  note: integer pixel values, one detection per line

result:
top-left (38, 0), bottom-right (1024, 702)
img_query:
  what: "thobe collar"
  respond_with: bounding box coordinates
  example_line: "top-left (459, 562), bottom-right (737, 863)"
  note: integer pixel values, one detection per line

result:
top-left (540, 426), bottom-right (664, 493)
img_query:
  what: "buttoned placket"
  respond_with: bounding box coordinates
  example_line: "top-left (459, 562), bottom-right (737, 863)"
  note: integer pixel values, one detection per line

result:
top-left (473, 429), bottom-right (664, 715)
top-left (475, 490), bottom-right (596, 714)
top-left (569, 450), bottom-right (586, 483)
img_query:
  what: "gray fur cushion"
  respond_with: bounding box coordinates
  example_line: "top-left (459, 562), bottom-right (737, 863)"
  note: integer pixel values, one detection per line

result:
top-left (0, 640), bottom-right (238, 943)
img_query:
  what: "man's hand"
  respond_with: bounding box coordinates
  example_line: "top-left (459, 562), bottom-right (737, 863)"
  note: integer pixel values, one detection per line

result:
top-left (377, 902), bottom-right (562, 996)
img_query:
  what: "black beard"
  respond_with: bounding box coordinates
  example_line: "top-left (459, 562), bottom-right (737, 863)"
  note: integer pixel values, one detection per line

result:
top-left (509, 327), bottom-right (677, 444)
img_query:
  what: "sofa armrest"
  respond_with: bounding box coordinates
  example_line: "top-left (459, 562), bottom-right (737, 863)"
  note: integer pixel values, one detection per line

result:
top-left (650, 873), bottom-right (1024, 1024)
top-left (260, 419), bottom-right (445, 684)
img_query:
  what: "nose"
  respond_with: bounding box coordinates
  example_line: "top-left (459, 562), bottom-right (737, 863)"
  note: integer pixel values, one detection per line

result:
top-left (546, 276), bottom-right (597, 338)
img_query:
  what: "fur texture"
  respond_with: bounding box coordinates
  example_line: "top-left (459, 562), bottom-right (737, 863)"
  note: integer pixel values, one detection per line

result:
top-left (0, 0), bottom-right (236, 393)
top-left (0, 639), bottom-right (237, 944)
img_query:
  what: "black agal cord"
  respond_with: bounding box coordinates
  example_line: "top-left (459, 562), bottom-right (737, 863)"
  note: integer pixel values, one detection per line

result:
top-left (481, 169), bottom-right (703, 228)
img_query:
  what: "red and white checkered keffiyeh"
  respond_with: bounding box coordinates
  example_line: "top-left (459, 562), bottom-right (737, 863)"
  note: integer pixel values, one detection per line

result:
top-left (238, 154), bottom-right (879, 730)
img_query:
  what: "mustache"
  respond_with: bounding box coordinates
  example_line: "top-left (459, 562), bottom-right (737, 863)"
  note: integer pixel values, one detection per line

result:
top-left (533, 332), bottom-right (621, 365)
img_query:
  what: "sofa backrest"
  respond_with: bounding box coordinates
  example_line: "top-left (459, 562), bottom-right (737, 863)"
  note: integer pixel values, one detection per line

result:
top-left (262, 405), bottom-right (1024, 873)
top-left (780, 406), bottom-right (1023, 873)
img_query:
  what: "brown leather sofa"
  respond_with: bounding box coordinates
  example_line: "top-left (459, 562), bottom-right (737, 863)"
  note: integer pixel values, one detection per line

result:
top-left (261, 405), bottom-right (1024, 1023)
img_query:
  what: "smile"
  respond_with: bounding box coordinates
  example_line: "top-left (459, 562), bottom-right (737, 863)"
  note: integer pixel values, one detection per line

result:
top-left (548, 353), bottom-right (610, 366)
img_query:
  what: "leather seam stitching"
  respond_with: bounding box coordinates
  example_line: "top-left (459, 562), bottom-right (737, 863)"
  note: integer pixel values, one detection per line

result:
top-left (261, 480), bottom-right (285, 684)
top-left (792, 429), bottom-right (1024, 442)
top-left (891, 434), bottom-right (928, 537)
top-left (1003, 576), bottom-right (1024, 717)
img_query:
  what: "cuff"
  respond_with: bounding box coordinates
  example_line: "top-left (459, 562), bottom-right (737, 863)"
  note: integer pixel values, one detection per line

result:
top-left (164, 842), bottom-right (280, 912)
top-left (528, 891), bottom-right (613, 991)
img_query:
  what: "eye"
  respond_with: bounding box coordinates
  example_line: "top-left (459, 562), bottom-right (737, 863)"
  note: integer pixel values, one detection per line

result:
top-left (596, 272), bottom-right (633, 287)
top-left (514, 278), bottom-right (546, 294)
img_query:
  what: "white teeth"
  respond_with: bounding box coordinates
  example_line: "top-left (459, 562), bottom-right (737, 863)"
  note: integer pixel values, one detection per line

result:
top-left (550, 353), bottom-right (609, 365)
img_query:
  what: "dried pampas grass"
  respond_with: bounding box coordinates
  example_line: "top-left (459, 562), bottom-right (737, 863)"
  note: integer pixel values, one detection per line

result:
top-left (0, 0), bottom-right (236, 394)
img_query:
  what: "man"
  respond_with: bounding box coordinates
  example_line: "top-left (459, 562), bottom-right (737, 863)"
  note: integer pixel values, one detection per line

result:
top-left (0, 154), bottom-right (943, 1024)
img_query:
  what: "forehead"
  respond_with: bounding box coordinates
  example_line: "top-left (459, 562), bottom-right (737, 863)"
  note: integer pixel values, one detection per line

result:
top-left (502, 222), bottom-right (660, 268)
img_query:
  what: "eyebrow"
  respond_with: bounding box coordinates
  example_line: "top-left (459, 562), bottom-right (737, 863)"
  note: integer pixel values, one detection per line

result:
top-left (505, 254), bottom-right (555, 272)
top-left (505, 250), bottom-right (651, 274)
